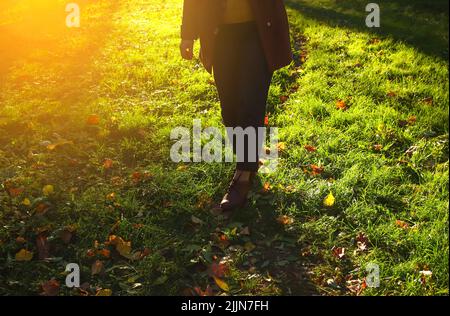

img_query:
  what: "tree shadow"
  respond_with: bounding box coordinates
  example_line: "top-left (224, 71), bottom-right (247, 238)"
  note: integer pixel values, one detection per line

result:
top-left (285, 0), bottom-right (449, 60)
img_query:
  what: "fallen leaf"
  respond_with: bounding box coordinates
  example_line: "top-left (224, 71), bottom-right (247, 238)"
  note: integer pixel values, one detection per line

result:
top-left (407, 116), bottom-right (417, 125)
top-left (277, 142), bottom-right (286, 152)
top-left (36, 234), bottom-right (50, 260)
top-left (95, 288), bottom-right (112, 296)
top-left (262, 182), bottom-right (271, 193)
top-left (42, 185), bottom-right (54, 196)
top-left (176, 164), bottom-right (188, 172)
top-left (15, 236), bottom-right (26, 244)
top-left (103, 159), bottom-right (113, 169)
top-left (332, 246), bottom-right (345, 259)
top-left (323, 192), bottom-right (335, 207)
top-left (356, 232), bottom-right (369, 251)
top-left (310, 164), bottom-right (324, 176)
top-left (98, 248), bottom-right (111, 258)
top-left (91, 260), bottom-right (104, 276)
top-left (131, 172), bottom-right (142, 183)
top-left (86, 114), bottom-right (100, 125)
top-left (35, 202), bottom-right (50, 215)
top-left (368, 38), bottom-right (381, 45)
top-left (209, 261), bottom-right (229, 278)
top-left (373, 144), bottom-right (383, 151)
top-left (141, 247), bottom-right (151, 258)
top-left (7, 187), bottom-right (24, 197)
top-left (422, 97), bottom-right (433, 106)
top-left (395, 220), bottom-right (409, 229)
top-left (109, 235), bottom-right (132, 258)
top-left (22, 198), bottom-right (31, 206)
top-left (41, 279), bottom-right (60, 296)
top-left (387, 91), bottom-right (397, 97)
top-left (277, 215), bottom-right (294, 225)
top-left (304, 144), bottom-right (317, 152)
top-left (336, 100), bottom-right (347, 110)
top-left (213, 276), bottom-right (229, 292)
top-left (15, 249), bottom-right (33, 261)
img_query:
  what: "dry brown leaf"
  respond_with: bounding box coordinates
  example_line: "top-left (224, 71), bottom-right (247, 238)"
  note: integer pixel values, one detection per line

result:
top-left (36, 234), bottom-right (50, 260)
top-left (91, 260), bottom-right (104, 276)
top-left (41, 279), bottom-right (60, 296)
top-left (277, 215), bottom-right (294, 225)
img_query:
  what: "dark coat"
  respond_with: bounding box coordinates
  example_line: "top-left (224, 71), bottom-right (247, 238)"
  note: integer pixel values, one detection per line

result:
top-left (181, 0), bottom-right (293, 73)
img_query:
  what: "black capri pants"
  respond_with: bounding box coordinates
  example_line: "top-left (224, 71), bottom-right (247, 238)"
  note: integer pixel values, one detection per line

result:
top-left (213, 21), bottom-right (273, 172)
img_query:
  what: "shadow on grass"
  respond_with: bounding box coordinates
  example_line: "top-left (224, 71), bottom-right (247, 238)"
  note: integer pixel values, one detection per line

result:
top-left (229, 190), bottom-right (319, 296)
top-left (286, 0), bottom-right (449, 60)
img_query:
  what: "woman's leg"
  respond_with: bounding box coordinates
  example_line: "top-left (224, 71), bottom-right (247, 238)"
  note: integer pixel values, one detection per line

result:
top-left (213, 22), bottom-right (272, 173)
top-left (234, 24), bottom-right (272, 172)
top-left (212, 22), bottom-right (272, 212)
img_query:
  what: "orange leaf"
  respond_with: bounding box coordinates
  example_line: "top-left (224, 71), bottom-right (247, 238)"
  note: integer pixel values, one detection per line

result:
top-left (98, 248), bottom-right (111, 258)
top-left (304, 144), bottom-right (317, 152)
top-left (387, 91), bottom-right (397, 97)
top-left (336, 100), bottom-right (347, 110)
top-left (310, 164), bottom-right (324, 176)
top-left (7, 187), bottom-right (24, 197)
top-left (86, 114), bottom-right (100, 125)
top-left (277, 215), bottom-right (294, 225)
top-left (103, 158), bottom-right (113, 169)
top-left (395, 220), bottom-right (409, 229)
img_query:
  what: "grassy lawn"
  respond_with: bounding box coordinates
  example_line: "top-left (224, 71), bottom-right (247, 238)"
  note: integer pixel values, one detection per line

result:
top-left (0, 0), bottom-right (448, 296)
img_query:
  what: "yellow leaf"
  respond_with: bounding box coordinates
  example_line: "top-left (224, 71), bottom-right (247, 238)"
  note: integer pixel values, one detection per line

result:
top-left (15, 249), bottom-right (33, 261)
top-left (22, 198), bottom-right (31, 206)
top-left (42, 185), bottom-right (54, 196)
top-left (323, 192), bottom-right (335, 207)
top-left (213, 276), bottom-right (229, 292)
top-left (96, 288), bottom-right (112, 296)
top-left (116, 238), bottom-right (132, 258)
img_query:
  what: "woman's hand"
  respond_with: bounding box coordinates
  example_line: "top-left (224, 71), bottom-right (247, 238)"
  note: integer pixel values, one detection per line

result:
top-left (180, 39), bottom-right (194, 60)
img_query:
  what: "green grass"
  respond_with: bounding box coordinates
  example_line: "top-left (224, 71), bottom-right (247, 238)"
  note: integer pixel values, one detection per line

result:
top-left (0, 0), bottom-right (448, 296)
